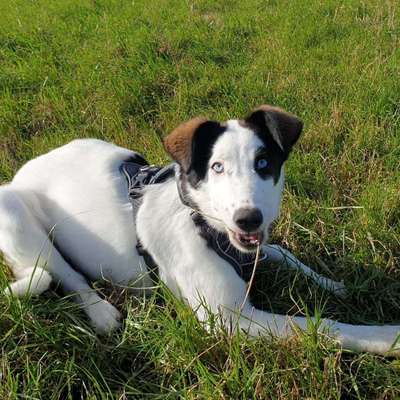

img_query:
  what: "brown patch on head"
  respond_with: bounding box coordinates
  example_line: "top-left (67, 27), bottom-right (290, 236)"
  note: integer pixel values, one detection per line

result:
top-left (164, 117), bottom-right (208, 172)
top-left (163, 117), bottom-right (226, 183)
top-left (245, 105), bottom-right (303, 154)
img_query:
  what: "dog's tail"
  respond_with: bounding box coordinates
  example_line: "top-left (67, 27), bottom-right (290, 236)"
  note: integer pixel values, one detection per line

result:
top-left (4, 267), bottom-right (52, 297)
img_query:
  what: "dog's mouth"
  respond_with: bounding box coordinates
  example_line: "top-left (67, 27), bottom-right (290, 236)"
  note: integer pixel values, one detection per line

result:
top-left (228, 230), bottom-right (264, 252)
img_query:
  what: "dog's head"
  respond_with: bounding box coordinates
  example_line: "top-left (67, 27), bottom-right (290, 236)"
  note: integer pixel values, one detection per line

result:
top-left (164, 105), bottom-right (303, 253)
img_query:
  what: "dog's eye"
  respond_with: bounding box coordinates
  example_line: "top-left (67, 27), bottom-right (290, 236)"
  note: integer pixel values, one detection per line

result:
top-left (256, 158), bottom-right (268, 170)
top-left (211, 162), bottom-right (224, 174)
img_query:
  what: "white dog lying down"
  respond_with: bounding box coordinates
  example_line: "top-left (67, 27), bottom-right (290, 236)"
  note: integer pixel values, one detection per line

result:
top-left (0, 105), bottom-right (399, 355)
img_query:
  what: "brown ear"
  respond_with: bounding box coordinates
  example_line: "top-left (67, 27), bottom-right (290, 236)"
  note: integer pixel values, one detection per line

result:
top-left (245, 105), bottom-right (303, 154)
top-left (163, 117), bottom-right (225, 175)
top-left (163, 117), bottom-right (208, 171)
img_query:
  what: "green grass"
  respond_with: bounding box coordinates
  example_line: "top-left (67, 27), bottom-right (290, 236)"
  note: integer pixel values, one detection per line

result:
top-left (1, 0), bottom-right (400, 398)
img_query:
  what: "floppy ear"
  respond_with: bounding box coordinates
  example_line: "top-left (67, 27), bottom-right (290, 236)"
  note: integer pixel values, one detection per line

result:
top-left (245, 105), bottom-right (303, 155)
top-left (163, 117), bottom-right (207, 172)
top-left (163, 117), bottom-right (225, 176)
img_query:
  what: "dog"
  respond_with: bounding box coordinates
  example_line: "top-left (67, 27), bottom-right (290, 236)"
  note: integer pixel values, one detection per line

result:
top-left (0, 105), bottom-right (399, 355)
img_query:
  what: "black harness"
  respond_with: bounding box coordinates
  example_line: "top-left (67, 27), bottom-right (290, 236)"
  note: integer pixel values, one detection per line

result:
top-left (121, 156), bottom-right (268, 283)
top-left (121, 156), bottom-right (176, 200)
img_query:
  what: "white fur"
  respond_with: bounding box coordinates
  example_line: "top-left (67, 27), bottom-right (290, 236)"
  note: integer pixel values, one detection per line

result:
top-left (0, 136), bottom-right (399, 354)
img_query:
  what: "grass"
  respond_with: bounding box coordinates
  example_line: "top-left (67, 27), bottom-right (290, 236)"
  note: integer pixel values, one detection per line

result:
top-left (0, 0), bottom-right (400, 398)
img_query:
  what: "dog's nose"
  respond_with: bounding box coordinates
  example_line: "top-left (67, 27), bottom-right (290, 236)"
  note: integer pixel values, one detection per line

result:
top-left (233, 207), bottom-right (263, 232)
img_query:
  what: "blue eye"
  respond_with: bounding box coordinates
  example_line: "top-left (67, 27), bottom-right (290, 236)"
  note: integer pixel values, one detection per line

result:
top-left (256, 158), bottom-right (268, 170)
top-left (211, 162), bottom-right (224, 173)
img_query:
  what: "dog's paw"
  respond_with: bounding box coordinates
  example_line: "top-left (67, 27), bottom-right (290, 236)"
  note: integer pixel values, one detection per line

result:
top-left (85, 298), bottom-right (122, 334)
top-left (337, 323), bottom-right (400, 356)
top-left (374, 325), bottom-right (400, 356)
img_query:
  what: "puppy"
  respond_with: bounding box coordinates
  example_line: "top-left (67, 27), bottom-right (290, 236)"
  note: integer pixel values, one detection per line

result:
top-left (0, 105), bottom-right (399, 355)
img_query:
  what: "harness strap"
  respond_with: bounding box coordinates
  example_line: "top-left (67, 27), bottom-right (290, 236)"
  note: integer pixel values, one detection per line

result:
top-left (136, 238), bottom-right (159, 283)
top-left (121, 158), bottom-right (175, 283)
top-left (121, 162), bottom-right (175, 200)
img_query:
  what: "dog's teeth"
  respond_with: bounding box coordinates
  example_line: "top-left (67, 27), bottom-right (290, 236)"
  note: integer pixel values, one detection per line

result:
top-left (235, 232), bottom-right (261, 246)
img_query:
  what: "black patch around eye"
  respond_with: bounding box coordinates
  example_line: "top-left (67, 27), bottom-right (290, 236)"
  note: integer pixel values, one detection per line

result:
top-left (187, 121), bottom-right (226, 187)
top-left (243, 112), bottom-right (297, 184)
top-left (254, 146), bottom-right (285, 184)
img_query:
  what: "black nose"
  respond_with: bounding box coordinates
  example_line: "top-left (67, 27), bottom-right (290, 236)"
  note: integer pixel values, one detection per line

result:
top-left (233, 207), bottom-right (263, 232)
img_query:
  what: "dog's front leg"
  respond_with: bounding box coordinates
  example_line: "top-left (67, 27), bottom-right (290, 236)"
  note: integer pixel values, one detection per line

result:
top-left (178, 268), bottom-right (400, 356)
top-left (264, 244), bottom-right (346, 296)
top-left (165, 245), bottom-right (399, 356)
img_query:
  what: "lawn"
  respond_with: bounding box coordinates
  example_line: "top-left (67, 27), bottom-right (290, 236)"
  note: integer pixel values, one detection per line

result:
top-left (0, 0), bottom-right (400, 398)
